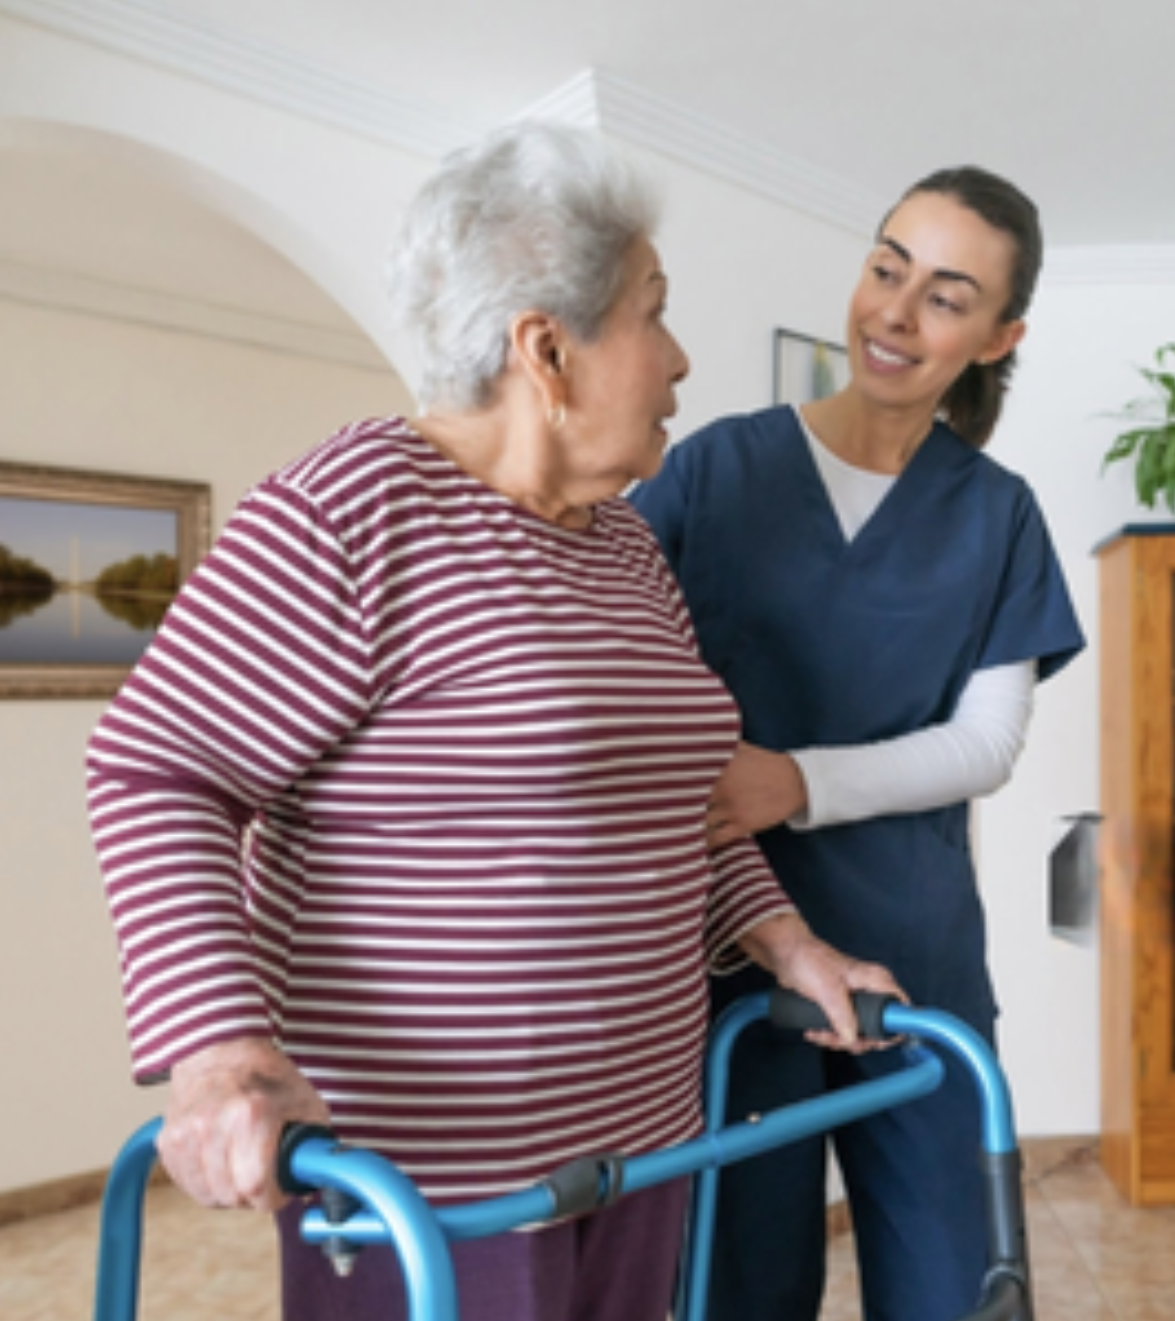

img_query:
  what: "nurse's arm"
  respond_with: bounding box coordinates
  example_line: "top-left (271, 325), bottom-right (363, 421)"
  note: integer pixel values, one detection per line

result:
top-left (707, 742), bottom-right (808, 846)
top-left (707, 660), bottom-right (1034, 845)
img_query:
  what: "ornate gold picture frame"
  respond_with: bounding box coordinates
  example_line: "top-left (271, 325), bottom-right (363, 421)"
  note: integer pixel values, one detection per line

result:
top-left (0, 461), bottom-right (211, 699)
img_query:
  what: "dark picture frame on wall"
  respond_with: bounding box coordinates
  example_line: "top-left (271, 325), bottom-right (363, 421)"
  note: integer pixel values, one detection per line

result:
top-left (772, 328), bottom-right (850, 406)
top-left (0, 461), bottom-right (211, 699)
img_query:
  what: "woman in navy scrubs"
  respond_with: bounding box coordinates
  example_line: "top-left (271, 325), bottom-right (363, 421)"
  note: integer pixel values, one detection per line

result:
top-left (631, 167), bottom-right (1084, 1321)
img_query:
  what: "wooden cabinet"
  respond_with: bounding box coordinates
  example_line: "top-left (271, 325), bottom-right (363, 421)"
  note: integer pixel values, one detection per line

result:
top-left (1097, 526), bottom-right (1175, 1205)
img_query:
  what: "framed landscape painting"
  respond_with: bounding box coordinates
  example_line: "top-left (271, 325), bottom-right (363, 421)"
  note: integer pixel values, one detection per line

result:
top-left (0, 461), bottom-right (211, 699)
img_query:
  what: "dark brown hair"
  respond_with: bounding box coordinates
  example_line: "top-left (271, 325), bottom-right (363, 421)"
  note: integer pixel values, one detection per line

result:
top-left (885, 166), bottom-right (1043, 447)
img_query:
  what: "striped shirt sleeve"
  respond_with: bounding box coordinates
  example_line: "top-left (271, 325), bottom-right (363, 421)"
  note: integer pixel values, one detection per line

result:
top-left (87, 474), bottom-right (374, 1079)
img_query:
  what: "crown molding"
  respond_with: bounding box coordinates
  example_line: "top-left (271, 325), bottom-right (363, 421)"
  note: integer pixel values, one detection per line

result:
top-left (520, 68), bottom-right (603, 129)
top-left (6, 0), bottom-right (884, 237)
top-left (0, 257), bottom-right (392, 371)
top-left (0, 0), bottom-right (478, 158)
top-left (9, 3), bottom-right (1174, 273)
top-left (523, 69), bottom-right (883, 237)
top-left (9, 4), bottom-right (1175, 261)
top-left (1043, 245), bottom-right (1175, 286)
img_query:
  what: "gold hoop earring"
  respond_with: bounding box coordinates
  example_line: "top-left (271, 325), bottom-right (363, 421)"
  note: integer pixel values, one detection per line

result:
top-left (549, 404), bottom-right (566, 430)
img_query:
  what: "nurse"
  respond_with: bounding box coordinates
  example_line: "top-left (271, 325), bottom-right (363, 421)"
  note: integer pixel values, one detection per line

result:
top-left (630, 166), bottom-right (1085, 1321)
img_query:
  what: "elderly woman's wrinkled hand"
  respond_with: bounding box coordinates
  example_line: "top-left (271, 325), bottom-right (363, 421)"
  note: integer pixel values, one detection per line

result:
top-left (739, 912), bottom-right (906, 1052)
top-left (158, 1038), bottom-right (331, 1211)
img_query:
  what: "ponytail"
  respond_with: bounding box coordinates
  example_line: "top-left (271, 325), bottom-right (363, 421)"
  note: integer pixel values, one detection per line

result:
top-left (939, 352), bottom-right (1019, 448)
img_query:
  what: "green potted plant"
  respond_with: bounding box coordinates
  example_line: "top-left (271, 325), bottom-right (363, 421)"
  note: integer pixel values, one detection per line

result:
top-left (1103, 342), bottom-right (1175, 510)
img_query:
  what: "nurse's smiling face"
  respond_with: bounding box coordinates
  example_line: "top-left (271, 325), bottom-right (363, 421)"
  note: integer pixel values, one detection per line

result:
top-left (846, 191), bottom-right (1026, 414)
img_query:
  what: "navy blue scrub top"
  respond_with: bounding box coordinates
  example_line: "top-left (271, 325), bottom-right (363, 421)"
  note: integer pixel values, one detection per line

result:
top-left (631, 406), bottom-right (1085, 1020)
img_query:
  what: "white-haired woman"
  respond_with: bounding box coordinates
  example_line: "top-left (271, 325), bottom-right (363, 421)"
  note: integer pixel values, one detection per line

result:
top-left (87, 121), bottom-right (899, 1321)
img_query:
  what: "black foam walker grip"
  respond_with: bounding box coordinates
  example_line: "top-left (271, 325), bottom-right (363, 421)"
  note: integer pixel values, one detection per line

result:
top-left (276, 1122), bottom-right (341, 1197)
top-left (768, 988), bottom-right (899, 1042)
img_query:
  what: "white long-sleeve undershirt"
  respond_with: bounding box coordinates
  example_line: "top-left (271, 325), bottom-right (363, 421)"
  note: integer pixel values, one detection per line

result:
top-left (788, 661), bottom-right (1035, 829)
top-left (789, 413), bottom-right (1036, 830)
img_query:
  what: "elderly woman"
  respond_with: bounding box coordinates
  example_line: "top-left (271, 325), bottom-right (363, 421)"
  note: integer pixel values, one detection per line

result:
top-left (86, 121), bottom-right (898, 1321)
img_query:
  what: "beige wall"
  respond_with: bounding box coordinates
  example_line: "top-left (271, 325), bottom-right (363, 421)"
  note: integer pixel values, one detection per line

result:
top-left (0, 295), bottom-right (410, 1193)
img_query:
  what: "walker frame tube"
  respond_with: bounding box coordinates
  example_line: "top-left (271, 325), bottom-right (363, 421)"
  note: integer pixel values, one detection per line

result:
top-left (678, 994), bottom-right (1032, 1321)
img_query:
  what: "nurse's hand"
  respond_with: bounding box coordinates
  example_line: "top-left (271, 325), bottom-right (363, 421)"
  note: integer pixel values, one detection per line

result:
top-left (158, 1036), bottom-right (331, 1211)
top-left (707, 742), bottom-right (807, 848)
top-left (739, 912), bottom-right (906, 1052)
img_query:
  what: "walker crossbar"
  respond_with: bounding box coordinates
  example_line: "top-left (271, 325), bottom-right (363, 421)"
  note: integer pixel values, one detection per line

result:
top-left (291, 1048), bottom-right (942, 1251)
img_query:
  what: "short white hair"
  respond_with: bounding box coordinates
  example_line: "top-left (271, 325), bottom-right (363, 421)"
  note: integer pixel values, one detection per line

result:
top-left (385, 120), bottom-right (661, 411)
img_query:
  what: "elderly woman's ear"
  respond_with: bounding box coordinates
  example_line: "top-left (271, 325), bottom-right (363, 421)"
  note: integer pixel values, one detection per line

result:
top-left (508, 310), bottom-right (571, 420)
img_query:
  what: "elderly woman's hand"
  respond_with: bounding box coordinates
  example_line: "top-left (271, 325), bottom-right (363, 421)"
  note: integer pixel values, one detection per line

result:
top-left (739, 912), bottom-right (906, 1052)
top-left (158, 1037), bottom-right (331, 1211)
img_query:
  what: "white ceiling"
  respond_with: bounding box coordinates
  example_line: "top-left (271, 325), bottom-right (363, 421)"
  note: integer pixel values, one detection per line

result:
top-left (100, 0), bottom-right (1175, 247)
top-left (2, 0), bottom-right (1173, 341)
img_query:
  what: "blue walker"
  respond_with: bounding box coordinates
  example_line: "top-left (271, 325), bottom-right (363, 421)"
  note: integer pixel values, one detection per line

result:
top-left (93, 991), bottom-right (1033, 1321)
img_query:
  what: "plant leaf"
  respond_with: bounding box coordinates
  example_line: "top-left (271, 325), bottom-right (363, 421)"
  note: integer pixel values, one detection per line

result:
top-left (1136, 431), bottom-right (1165, 507)
top-left (1138, 368), bottom-right (1175, 405)
top-left (1098, 348), bottom-right (1175, 500)
top-left (1104, 427), bottom-right (1156, 466)
top-left (1159, 435), bottom-right (1175, 511)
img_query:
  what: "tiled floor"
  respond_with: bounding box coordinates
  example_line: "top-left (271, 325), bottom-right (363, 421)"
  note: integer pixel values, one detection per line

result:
top-left (819, 1143), bottom-right (1175, 1321)
top-left (3, 1143), bottom-right (1174, 1319)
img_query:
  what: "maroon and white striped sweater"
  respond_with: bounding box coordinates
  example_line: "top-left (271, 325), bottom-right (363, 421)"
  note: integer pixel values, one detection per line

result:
top-left (87, 418), bottom-right (792, 1202)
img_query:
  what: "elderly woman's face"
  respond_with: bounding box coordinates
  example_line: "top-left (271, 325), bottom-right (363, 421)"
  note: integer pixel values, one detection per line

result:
top-left (563, 237), bottom-right (690, 490)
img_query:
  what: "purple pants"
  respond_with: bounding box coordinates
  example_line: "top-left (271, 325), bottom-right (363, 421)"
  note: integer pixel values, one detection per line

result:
top-left (276, 1176), bottom-right (688, 1321)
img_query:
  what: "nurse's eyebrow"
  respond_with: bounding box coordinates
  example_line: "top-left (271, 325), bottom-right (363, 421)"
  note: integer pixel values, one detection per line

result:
top-left (880, 236), bottom-right (983, 292)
